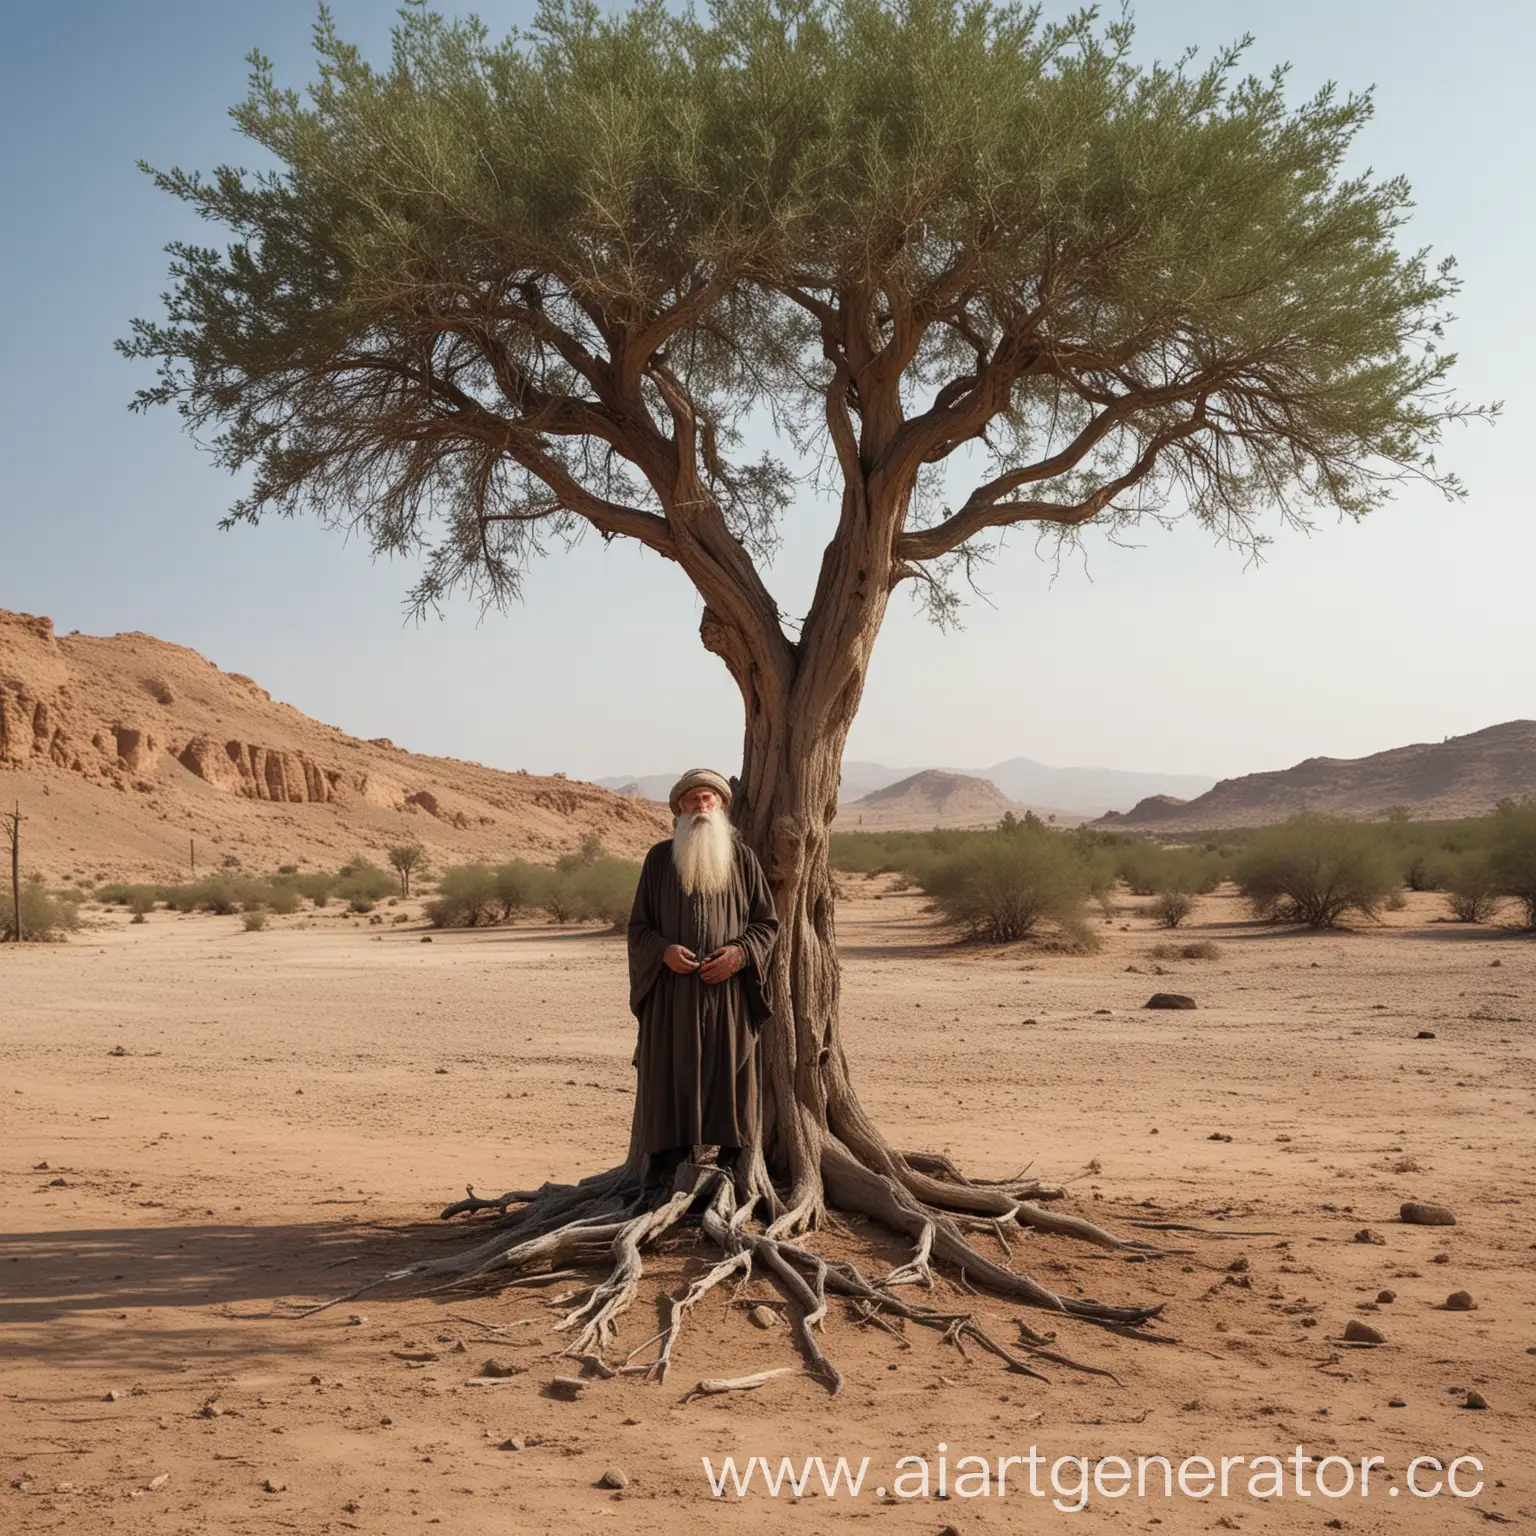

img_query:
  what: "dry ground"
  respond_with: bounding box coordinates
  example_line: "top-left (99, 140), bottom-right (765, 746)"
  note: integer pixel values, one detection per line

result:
top-left (3, 882), bottom-right (1533, 1534)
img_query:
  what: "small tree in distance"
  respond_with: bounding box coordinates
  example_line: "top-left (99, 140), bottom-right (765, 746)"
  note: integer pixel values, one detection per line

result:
top-left (387, 843), bottom-right (428, 898)
top-left (123, 0), bottom-right (1488, 1377)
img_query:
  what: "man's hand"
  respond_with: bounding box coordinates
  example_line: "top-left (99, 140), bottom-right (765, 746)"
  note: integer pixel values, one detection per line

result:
top-left (663, 944), bottom-right (700, 975)
top-left (697, 945), bottom-right (745, 984)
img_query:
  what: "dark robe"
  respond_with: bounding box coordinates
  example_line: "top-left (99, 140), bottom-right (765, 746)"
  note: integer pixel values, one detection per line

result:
top-left (626, 837), bottom-right (779, 1155)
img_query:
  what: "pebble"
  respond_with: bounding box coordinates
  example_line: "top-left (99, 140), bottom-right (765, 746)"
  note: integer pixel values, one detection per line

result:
top-left (1145, 993), bottom-right (1197, 1010)
top-left (1465, 1391), bottom-right (1489, 1411)
top-left (103, 1389), bottom-right (121, 1402)
top-left (548, 1376), bottom-right (586, 1400)
top-left (1415, 1030), bottom-right (1436, 1039)
top-left (1353, 1228), bottom-right (1386, 1245)
top-left (1400, 1201), bottom-right (1456, 1226)
top-left (497, 1436), bottom-right (526, 1452)
top-left (749, 1305), bottom-right (777, 1330)
top-left (263, 1479), bottom-right (287, 1494)
top-left (147, 1474), bottom-right (169, 1491)
top-left (1343, 1319), bottom-right (1385, 1345)
top-left (479, 1357), bottom-right (519, 1378)
top-left (1376, 1289), bottom-right (1396, 1304)
top-left (1444, 1291), bottom-right (1477, 1310)
top-left (599, 1467), bottom-right (630, 1490)
top-left (1388, 1398), bottom-right (1406, 1408)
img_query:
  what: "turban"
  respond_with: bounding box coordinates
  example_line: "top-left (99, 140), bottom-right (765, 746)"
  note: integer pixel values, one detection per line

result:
top-left (668, 767), bottom-right (733, 816)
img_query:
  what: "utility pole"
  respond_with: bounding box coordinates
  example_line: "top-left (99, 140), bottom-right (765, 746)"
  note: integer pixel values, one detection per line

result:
top-left (3, 801), bottom-right (24, 943)
top-left (190, 836), bottom-right (195, 876)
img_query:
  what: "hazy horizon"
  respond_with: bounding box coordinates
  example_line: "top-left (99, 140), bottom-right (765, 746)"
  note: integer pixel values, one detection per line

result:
top-left (3, 0), bottom-right (1531, 786)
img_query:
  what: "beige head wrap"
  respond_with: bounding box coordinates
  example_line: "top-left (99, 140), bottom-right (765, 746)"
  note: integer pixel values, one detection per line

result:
top-left (668, 767), bottom-right (733, 816)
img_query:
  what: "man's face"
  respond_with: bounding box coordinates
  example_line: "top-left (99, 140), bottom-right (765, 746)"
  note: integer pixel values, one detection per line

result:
top-left (678, 786), bottom-right (721, 817)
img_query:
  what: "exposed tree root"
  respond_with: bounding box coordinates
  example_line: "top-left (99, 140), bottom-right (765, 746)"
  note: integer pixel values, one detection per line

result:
top-left (300, 1137), bottom-right (1174, 1392)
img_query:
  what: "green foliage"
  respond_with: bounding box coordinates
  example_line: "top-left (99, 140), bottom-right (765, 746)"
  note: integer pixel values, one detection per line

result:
top-left (1442, 855), bottom-right (1502, 924)
top-left (426, 856), bottom-right (637, 931)
top-left (295, 871), bottom-right (338, 907)
top-left (337, 859), bottom-right (394, 907)
top-left (124, 0), bottom-right (1480, 626)
top-left (425, 864), bottom-right (500, 928)
top-left (1116, 844), bottom-right (1223, 896)
top-left (1234, 817), bottom-right (1401, 928)
top-left (917, 826), bottom-right (1097, 946)
top-left (1148, 890), bottom-right (1194, 928)
top-left (1487, 799), bottom-right (1536, 928)
top-left (2, 875), bottom-right (82, 941)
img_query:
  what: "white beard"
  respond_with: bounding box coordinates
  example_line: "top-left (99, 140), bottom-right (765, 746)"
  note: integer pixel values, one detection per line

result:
top-left (672, 808), bottom-right (735, 896)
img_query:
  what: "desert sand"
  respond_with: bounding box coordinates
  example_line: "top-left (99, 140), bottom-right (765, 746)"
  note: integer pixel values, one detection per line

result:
top-left (4, 882), bottom-right (1533, 1533)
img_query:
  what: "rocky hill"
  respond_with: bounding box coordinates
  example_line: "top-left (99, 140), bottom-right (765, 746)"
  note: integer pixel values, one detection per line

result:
top-left (834, 769), bottom-right (1032, 830)
top-left (0, 610), bottom-right (669, 881)
top-left (1096, 722), bottom-right (1536, 831)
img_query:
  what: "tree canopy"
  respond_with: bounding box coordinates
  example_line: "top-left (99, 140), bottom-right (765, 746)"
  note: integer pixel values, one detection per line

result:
top-left (124, 0), bottom-right (1483, 648)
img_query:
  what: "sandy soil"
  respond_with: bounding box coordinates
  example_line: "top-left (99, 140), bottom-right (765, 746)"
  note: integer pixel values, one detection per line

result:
top-left (4, 883), bottom-right (1533, 1534)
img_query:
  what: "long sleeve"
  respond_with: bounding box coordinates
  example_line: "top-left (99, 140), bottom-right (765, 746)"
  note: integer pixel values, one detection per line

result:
top-left (730, 847), bottom-right (779, 1028)
top-left (626, 847), bottom-right (671, 1019)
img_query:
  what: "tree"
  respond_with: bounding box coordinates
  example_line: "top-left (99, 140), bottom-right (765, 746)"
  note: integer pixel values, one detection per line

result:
top-left (124, 0), bottom-right (1483, 1384)
top-left (387, 842), bottom-right (428, 897)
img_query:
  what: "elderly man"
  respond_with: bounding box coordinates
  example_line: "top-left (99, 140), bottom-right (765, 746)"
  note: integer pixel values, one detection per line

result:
top-left (626, 768), bottom-right (779, 1192)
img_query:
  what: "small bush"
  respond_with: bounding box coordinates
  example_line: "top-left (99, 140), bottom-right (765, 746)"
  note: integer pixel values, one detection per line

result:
top-left (1488, 799), bottom-right (1536, 929)
top-left (425, 864), bottom-right (500, 928)
top-left (2, 876), bottom-right (83, 940)
top-left (337, 859), bottom-right (394, 906)
top-left (919, 829), bottom-right (1096, 946)
top-left (1148, 890), bottom-right (1194, 928)
top-left (295, 871), bottom-right (337, 907)
top-left (243, 907), bottom-right (268, 931)
top-left (492, 860), bottom-right (552, 919)
top-left (277, 863), bottom-right (299, 876)
top-left (348, 895), bottom-right (376, 914)
top-left (1235, 818), bottom-right (1401, 929)
top-left (551, 857), bottom-right (640, 930)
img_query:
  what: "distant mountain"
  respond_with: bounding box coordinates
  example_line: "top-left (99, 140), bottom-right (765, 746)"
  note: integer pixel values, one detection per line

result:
top-left (841, 757), bottom-right (1215, 816)
top-left (1095, 722), bottom-right (1536, 831)
top-left (608, 757), bottom-right (1216, 817)
top-left (834, 770), bottom-right (1024, 831)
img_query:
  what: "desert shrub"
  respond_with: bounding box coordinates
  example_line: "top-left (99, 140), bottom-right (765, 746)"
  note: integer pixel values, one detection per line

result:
top-left (1487, 799), bottom-right (1536, 928)
top-left (337, 859), bottom-right (394, 905)
top-left (194, 876), bottom-right (244, 915)
top-left (425, 864), bottom-right (500, 927)
top-left (242, 907), bottom-right (268, 931)
top-left (128, 888), bottom-right (158, 918)
top-left (1117, 843), bottom-right (1224, 896)
top-left (261, 881), bottom-right (301, 916)
top-left (295, 871), bottom-right (337, 907)
top-left (550, 857), bottom-right (640, 930)
top-left (1444, 855), bottom-right (1501, 923)
top-left (1148, 890), bottom-right (1194, 928)
top-left (348, 894), bottom-right (376, 914)
top-left (2, 875), bottom-right (83, 941)
top-left (1234, 817), bottom-right (1400, 928)
top-left (277, 863), bottom-right (299, 876)
top-left (491, 860), bottom-right (552, 919)
top-left (1149, 939), bottom-right (1223, 961)
top-left (917, 828), bottom-right (1095, 946)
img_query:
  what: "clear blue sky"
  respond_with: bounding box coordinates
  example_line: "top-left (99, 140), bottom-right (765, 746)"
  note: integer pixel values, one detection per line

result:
top-left (1, 1), bottom-right (1530, 784)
